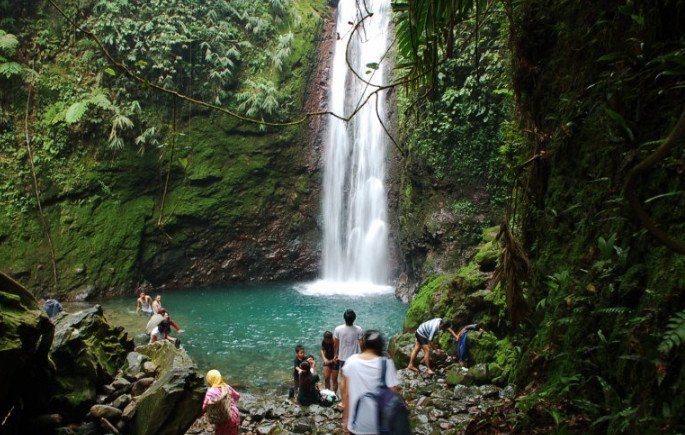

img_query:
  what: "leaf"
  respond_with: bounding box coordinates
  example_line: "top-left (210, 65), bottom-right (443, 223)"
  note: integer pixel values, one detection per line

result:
top-left (0, 61), bottom-right (23, 78)
top-left (178, 157), bottom-right (189, 169)
top-left (104, 67), bottom-right (116, 76)
top-left (366, 62), bottom-right (379, 70)
top-left (65, 101), bottom-right (89, 124)
top-left (0, 31), bottom-right (19, 55)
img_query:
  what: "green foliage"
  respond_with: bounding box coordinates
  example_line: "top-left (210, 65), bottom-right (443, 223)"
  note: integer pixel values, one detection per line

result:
top-left (0, 29), bottom-right (18, 54)
top-left (65, 101), bottom-right (89, 124)
top-left (399, 4), bottom-right (513, 205)
top-left (235, 79), bottom-right (281, 119)
top-left (659, 310), bottom-right (685, 354)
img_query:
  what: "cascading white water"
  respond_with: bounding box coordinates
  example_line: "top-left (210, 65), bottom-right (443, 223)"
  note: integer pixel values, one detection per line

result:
top-left (302, 0), bottom-right (393, 296)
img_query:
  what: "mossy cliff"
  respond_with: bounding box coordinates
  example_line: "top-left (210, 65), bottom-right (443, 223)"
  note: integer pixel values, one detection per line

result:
top-left (500, 1), bottom-right (685, 431)
top-left (0, 0), bottom-right (331, 298)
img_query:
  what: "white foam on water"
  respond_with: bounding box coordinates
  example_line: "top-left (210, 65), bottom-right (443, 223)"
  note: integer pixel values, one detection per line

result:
top-left (297, 280), bottom-right (394, 297)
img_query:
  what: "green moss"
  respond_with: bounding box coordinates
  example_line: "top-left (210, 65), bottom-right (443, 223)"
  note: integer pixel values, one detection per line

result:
top-left (404, 274), bottom-right (454, 330)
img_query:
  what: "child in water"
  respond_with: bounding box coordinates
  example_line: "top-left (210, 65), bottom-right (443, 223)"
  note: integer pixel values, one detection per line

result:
top-left (202, 369), bottom-right (240, 435)
top-left (320, 331), bottom-right (339, 392)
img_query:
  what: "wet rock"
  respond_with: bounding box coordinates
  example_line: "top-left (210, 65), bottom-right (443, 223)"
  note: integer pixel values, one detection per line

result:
top-left (74, 421), bottom-right (101, 435)
top-left (89, 404), bottom-right (122, 420)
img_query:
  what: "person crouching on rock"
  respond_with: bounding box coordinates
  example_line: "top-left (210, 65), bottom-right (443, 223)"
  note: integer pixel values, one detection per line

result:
top-left (203, 369), bottom-right (241, 435)
top-left (297, 361), bottom-right (321, 406)
top-left (149, 320), bottom-right (180, 348)
top-left (407, 318), bottom-right (459, 376)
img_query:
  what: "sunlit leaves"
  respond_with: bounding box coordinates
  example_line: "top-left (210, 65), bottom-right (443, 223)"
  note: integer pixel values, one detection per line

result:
top-left (0, 30), bottom-right (19, 55)
top-left (65, 101), bottom-right (89, 124)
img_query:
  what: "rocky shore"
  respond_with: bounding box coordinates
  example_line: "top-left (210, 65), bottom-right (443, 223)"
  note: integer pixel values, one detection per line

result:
top-left (186, 360), bottom-right (511, 435)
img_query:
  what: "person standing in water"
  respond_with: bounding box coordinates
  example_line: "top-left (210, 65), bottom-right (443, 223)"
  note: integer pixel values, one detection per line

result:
top-left (136, 291), bottom-right (153, 317)
top-left (333, 309), bottom-right (363, 388)
top-left (152, 294), bottom-right (163, 314)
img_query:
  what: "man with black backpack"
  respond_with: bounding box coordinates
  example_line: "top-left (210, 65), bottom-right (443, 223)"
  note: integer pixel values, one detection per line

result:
top-left (341, 330), bottom-right (411, 434)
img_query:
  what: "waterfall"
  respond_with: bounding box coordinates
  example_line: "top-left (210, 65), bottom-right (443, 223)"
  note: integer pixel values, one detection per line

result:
top-left (303, 0), bottom-right (393, 296)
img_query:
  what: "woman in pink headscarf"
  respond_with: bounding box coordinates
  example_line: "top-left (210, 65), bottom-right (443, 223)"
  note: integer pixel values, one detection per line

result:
top-left (202, 369), bottom-right (241, 435)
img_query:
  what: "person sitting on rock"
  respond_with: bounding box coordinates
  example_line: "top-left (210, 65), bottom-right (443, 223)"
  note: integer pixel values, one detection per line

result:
top-left (203, 369), bottom-right (241, 435)
top-left (407, 318), bottom-right (459, 376)
top-left (42, 294), bottom-right (63, 319)
top-left (297, 361), bottom-right (321, 406)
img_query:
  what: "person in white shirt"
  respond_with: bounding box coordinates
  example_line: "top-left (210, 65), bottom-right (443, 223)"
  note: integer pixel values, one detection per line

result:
top-left (334, 309), bottom-right (363, 387)
top-left (407, 318), bottom-right (459, 376)
top-left (341, 329), bottom-right (399, 434)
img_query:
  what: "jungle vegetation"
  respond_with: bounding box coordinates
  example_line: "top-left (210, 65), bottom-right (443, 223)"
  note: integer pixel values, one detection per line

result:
top-left (1, 0), bottom-right (684, 433)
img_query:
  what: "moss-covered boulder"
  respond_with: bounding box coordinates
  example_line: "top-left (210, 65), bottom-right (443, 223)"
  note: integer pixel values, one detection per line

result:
top-left (125, 341), bottom-right (204, 435)
top-left (388, 332), bottom-right (416, 369)
top-left (50, 305), bottom-right (134, 419)
top-left (0, 273), bottom-right (54, 431)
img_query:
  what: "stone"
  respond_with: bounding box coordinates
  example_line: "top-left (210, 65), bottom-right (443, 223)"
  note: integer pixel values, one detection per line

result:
top-left (88, 404), bottom-right (122, 420)
top-left (468, 363), bottom-right (490, 385)
top-left (257, 423), bottom-right (276, 434)
top-left (479, 384), bottom-right (501, 398)
top-left (125, 341), bottom-right (204, 435)
top-left (499, 385), bottom-right (515, 399)
top-left (453, 384), bottom-right (470, 400)
top-left (131, 377), bottom-right (155, 396)
top-left (445, 366), bottom-right (474, 386)
top-left (292, 418), bottom-right (311, 433)
top-left (121, 401), bottom-right (137, 421)
top-left (112, 394), bottom-right (132, 410)
top-left (143, 361), bottom-right (158, 376)
top-left (50, 305), bottom-right (134, 419)
top-left (125, 352), bottom-right (148, 376)
top-left (112, 377), bottom-right (132, 390)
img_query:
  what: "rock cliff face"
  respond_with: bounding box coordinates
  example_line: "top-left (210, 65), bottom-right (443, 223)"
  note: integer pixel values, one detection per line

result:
top-left (0, 2), bottom-right (335, 299)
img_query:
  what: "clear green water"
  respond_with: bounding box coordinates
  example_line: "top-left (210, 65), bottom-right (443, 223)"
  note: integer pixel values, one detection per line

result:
top-left (82, 283), bottom-right (406, 391)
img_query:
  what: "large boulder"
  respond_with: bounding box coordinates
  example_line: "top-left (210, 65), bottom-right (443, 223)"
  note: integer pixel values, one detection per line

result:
top-left (0, 273), bottom-right (54, 431)
top-left (124, 341), bottom-right (205, 435)
top-left (50, 304), bottom-right (134, 419)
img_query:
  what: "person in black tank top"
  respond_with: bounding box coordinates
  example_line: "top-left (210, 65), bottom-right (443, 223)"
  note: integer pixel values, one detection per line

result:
top-left (320, 331), bottom-right (340, 392)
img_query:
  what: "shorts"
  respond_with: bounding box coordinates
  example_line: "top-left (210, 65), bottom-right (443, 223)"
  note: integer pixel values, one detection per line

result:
top-left (324, 361), bottom-right (340, 370)
top-left (416, 332), bottom-right (430, 346)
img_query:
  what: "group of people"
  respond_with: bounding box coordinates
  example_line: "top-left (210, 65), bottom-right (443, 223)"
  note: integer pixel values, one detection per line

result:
top-left (285, 310), bottom-right (479, 434)
top-left (135, 290), bottom-right (184, 347)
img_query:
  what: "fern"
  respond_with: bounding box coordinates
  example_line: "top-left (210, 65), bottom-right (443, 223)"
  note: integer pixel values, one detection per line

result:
top-left (659, 310), bottom-right (685, 354)
top-left (0, 30), bottom-right (19, 55)
top-left (65, 101), bottom-right (89, 124)
top-left (595, 307), bottom-right (629, 315)
top-left (0, 61), bottom-right (23, 78)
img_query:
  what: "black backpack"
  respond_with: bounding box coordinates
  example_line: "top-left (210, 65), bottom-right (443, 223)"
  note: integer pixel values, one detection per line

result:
top-left (353, 358), bottom-right (412, 434)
